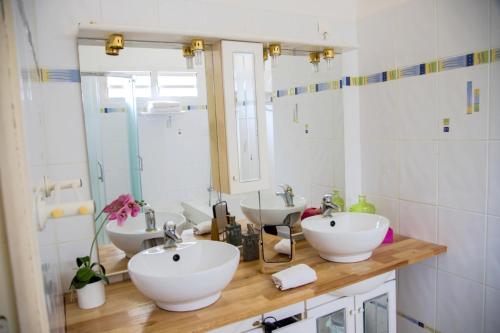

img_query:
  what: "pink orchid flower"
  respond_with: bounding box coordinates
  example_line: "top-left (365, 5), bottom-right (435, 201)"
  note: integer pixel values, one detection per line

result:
top-left (115, 206), bottom-right (131, 226)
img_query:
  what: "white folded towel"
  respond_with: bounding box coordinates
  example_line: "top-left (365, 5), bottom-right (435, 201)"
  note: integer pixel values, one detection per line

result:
top-left (273, 239), bottom-right (291, 255)
top-left (271, 264), bottom-right (317, 291)
top-left (181, 228), bottom-right (197, 242)
top-left (193, 220), bottom-right (212, 235)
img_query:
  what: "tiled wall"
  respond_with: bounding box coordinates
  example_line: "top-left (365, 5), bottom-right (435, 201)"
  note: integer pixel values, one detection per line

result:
top-left (271, 55), bottom-right (345, 206)
top-left (356, 0), bottom-right (499, 332)
top-left (13, 1), bottom-right (356, 330)
top-left (11, 0), bottom-right (66, 331)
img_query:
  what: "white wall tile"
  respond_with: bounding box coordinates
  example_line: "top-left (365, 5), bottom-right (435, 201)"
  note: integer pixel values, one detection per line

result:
top-left (42, 84), bottom-right (88, 165)
top-left (488, 141), bottom-right (500, 216)
top-left (395, 0), bottom-right (437, 66)
top-left (360, 81), bottom-right (399, 141)
top-left (436, 270), bottom-right (484, 333)
top-left (399, 142), bottom-right (438, 204)
top-left (490, 63), bottom-right (500, 140)
top-left (397, 316), bottom-right (428, 333)
top-left (437, 65), bottom-right (489, 141)
top-left (397, 74), bottom-right (438, 140)
top-left (35, 0), bottom-right (101, 67)
top-left (101, 0), bottom-right (159, 27)
top-left (55, 215), bottom-right (94, 244)
top-left (437, 0), bottom-right (490, 57)
top-left (438, 141), bottom-right (487, 213)
top-left (492, 0), bottom-right (500, 47)
top-left (367, 195), bottom-right (399, 231)
top-left (358, 6), bottom-right (397, 74)
top-left (362, 141), bottom-right (399, 198)
top-left (486, 215), bottom-right (500, 289)
top-left (438, 207), bottom-right (485, 282)
top-left (398, 263), bottom-right (436, 328)
top-left (399, 200), bottom-right (437, 243)
top-left (484, 286), bottom-right (500, 333)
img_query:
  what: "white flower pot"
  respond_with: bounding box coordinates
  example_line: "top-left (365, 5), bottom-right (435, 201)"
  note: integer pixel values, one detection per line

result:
top-left (76, 281), bottom-right (105, 309)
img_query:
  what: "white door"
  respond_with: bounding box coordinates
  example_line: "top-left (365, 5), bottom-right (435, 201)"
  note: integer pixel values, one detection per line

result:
top-left (354, 281), bottom-right (396, 333)
top-left (307, 296), bottom-right (356, 333)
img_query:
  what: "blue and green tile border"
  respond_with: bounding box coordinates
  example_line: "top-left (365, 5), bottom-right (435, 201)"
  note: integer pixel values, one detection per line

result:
top-left (32, 47), bottom-right (499, 101)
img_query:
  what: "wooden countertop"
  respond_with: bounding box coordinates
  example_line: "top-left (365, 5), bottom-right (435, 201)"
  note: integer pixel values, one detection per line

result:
top-left (66, 235), bottom-right (446, 333)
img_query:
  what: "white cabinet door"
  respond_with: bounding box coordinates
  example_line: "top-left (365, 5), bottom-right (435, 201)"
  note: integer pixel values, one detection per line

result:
top-left (307, 296), bottom-right (355, 333)
top-left (220, 40), bottom-right (270, 194)
top-left (354, 281), bottom-right (396, 333)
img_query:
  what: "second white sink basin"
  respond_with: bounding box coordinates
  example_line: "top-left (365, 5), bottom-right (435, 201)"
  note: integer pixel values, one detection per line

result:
top-left (240, 191), bottom-right (306, 226)
top-left (106, 211), bottom-right (186, 257)
top-left (128, 240), bottom-right (240, 311)
top-left (301, 213), bottom-right (389, 262)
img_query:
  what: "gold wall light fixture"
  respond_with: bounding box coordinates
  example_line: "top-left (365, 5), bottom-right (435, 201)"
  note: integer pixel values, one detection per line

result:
top-left (263, 48), bottom-right (269, 62)
top-left (309, 52), bottom-right (321, 72)
top-left (105, 33), bottom-right (124, 56)
top-left (268, 44), bottom-right (281, 67)
top-left (105, 40), bottom-right (120, 56)
top-left (323, 48), bottom-right (335, 70)
top-left (182, 46), bottom-right (194, 69)
top-left (191, 39), bottom-right (205, 66)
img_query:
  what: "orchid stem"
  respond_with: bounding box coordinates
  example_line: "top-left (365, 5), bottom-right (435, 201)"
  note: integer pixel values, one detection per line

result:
top-left (89, 210), bottom-right (108, 260)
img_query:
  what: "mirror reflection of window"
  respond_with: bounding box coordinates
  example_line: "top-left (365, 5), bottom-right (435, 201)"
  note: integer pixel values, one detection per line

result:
top-left (157, 72), bottom-right (198, 97)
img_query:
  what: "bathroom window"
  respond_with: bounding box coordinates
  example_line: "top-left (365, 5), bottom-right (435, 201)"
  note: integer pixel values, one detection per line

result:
top-left (132, 74), bottom-right (152, 98)
top-left (157, 72), bottom-right (198, 97)
top-left (106, 76), bottom-right (130, 99)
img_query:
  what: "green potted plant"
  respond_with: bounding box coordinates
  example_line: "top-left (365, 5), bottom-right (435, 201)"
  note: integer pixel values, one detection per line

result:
top-left (70, 194), bottom-right (143, 309)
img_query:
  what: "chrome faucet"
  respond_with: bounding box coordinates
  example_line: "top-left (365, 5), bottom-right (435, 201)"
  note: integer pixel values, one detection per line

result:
top-left (276, 184), bottom-right (294, 207)
top-left (143, 204), bottom-right (156, 231)
top-left (163, 221), bottom-right (182, 249)
top-left (321, 194), bottom-right (341, 217)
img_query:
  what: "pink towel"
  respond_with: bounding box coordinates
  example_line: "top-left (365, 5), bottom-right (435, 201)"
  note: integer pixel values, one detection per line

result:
top-left (383, 227), bottom-right (394, 244)
top-left (301, 207), bottom-right (321, 220)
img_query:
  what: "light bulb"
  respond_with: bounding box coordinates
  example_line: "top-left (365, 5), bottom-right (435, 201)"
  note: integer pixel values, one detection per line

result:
top-left (312, 62), bottom-right (319, 72)
top-left (271, 55), bottom-right (278, 68)
top-left (186, 56), bottom-right (194, 69)
top-left (325, 58), bottom-right (333, 70)
top-left (194, 49), bottom-right (204, 66)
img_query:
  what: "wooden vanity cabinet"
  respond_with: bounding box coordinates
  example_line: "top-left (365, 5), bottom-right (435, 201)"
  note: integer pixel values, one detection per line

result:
top-left (209, 272), bottom-right (396, 333)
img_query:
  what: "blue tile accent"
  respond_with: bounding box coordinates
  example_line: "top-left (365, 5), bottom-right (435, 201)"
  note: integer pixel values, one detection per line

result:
top-left (382, 72), bottom-right (387, 81)
top-left (466, 53), bottom-right (474, 66)
top-left (400, 64), bottom-right (420, 78)
top-left (317, 82), bottom-right (330, 91)
top-left (443, 126), bottom-right (450, 132)
top-left (419, 64), bottom-right (426, 75)
top-left (345, 76), bottom-right (351, 86)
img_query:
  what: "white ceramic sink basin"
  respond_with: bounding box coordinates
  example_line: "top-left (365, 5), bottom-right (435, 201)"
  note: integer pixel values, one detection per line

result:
top-left (301, 213), bottom-right (389, 262)
top-left (106, 211), bottom-right (186, 257)
top-left (128, 240), bottom-right (239, 311)
top-left (240, 191), bottom-right (306, 226)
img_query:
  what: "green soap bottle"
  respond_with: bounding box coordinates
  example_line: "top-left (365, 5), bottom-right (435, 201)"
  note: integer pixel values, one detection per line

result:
top-left (332, 189), bottom-right (345, 212)
top-left (348, 195), bottom-right (376, 214)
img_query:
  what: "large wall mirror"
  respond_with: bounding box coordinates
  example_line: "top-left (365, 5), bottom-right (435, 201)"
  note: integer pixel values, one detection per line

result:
top-left (78, 38), bottom-right (344, 275)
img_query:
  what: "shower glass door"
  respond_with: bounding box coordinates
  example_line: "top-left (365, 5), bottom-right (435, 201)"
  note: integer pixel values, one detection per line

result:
top-left (81, 74), bottom-right (143, 244)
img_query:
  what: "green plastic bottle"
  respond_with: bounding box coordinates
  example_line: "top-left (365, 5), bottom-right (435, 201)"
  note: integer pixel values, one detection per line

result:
top-left (348, 195), bottom-right (376, 214)
top-left (332, 189), bottom-right (345, 212)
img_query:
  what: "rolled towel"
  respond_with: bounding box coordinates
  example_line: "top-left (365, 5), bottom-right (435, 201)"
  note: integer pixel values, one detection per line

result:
top-left (193, 220), bottom-right (212, 235)
top-left (181, 228), bottom-right (197, 242)
top-left (273, 239), bottom-right (291, 255)
top-left (271, 264), bottom-right (317, 290)
top-left (301, 207), bottom-right (321, 220)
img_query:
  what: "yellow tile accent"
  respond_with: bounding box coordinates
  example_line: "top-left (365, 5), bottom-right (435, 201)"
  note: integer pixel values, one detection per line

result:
top-left (39, 68), bottom-right (49, 82)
